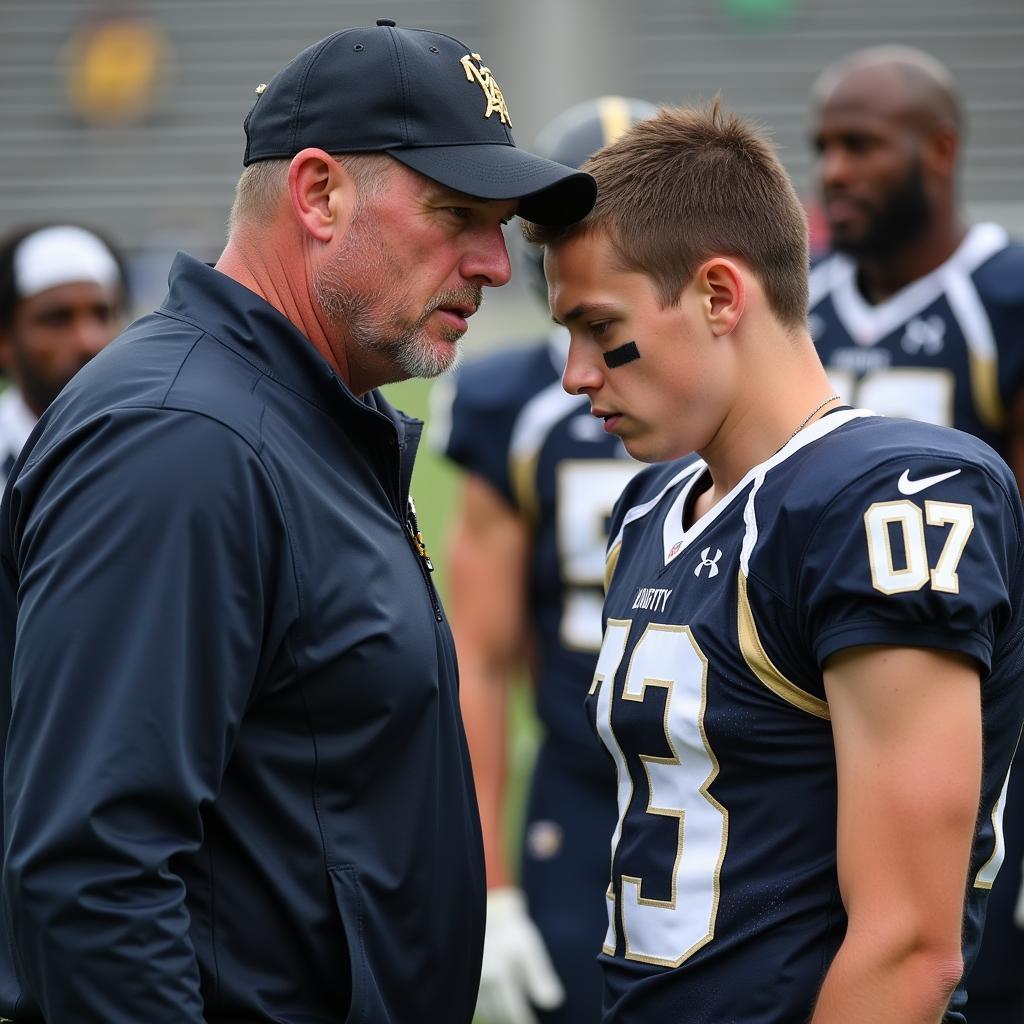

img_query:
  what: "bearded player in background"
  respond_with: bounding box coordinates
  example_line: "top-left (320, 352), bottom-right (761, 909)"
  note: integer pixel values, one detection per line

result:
top-left (809, 45), bottom-right (1024, 1024)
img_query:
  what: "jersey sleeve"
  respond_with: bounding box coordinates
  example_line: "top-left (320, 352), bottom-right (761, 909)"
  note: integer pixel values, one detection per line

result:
top-left (432, 346), bottom-right (549, 509)
top-left (796, 454), bottom-right (1022, 675)
top-left (2, 409), bottom-right (296, 1022)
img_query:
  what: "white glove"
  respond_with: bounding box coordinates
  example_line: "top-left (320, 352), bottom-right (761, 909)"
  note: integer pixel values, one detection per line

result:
top-left (1014, 852), bottom-right (1024, 928)
top-left (476, 886), bottom-right (566, 1024)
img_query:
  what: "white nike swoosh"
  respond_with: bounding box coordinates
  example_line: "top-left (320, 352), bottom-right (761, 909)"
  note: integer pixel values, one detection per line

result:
top-left (897, 468), bottom-right (961, 495)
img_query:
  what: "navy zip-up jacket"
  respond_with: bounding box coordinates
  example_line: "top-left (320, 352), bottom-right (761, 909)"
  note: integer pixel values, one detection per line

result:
top-left (0, 254), bottom-right (485, 1022)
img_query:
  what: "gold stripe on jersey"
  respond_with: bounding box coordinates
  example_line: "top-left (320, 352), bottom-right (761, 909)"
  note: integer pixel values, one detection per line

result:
top-left (968, 348), bottom-right (1007, 433)
top-left (737, 571), bottom-right (830, 720)
top-left (974, 794), bottom-right (1002, 891)
top-left (974, 723), bottom-right (1022, 890)
top-left (510, 451), bottom-right (541, 524)
top-left (605, 540), bottom-right (623, 592)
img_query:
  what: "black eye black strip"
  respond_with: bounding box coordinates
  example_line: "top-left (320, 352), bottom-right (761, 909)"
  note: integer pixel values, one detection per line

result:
top-left (603, 340), bottom-right (640, 368)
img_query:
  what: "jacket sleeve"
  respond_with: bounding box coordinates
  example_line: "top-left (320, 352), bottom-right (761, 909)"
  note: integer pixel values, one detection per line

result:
top-left (2, 408), bottom-right (295, 1022)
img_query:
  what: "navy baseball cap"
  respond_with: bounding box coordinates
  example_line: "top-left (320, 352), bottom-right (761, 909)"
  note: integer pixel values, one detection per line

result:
top-left (243, 20), bottom-right (597, 226)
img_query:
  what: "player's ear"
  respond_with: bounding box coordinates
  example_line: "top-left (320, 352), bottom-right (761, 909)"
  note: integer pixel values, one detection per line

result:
top-left (923, 123), bottom-right (959, 180)
top-left (287, 148), bottom-right (357, 243)
top-left (696, 258), bottom-right (745, 337)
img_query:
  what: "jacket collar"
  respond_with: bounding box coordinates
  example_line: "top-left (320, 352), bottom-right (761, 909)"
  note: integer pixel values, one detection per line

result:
top-left (158, 252), bottom-right (420, 447)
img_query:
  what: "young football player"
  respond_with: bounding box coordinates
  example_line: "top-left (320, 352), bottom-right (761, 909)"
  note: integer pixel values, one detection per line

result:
top-left (524, 101), bottom-right (1024, 1024)
top-left (435, 96), bottom-right (655, 1024)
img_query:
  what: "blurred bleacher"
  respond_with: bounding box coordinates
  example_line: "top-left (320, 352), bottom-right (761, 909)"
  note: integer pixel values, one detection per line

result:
top-left (625, 0), bottom-right (1024, 231)
top-left (0, 0), bottom-right (1021, 329)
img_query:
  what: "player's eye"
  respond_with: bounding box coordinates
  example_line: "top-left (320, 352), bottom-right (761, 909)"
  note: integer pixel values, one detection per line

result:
top-left (843, 134), bottom-right (874, 154)
top-left (37, 309), bottom-right (73, 328)
top-left (590, 321), bottom-right (613, 338)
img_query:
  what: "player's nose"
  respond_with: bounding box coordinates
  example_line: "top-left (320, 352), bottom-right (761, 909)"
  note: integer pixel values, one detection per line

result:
top-left (818, 143), bottom-right (852, 191)
top-left (71, 313), bottom-right (112, 360)
top-left (562, 339), bottom-right (602, 396)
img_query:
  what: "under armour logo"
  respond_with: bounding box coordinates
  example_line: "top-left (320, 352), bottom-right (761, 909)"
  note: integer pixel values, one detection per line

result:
top-left (694, 547), bottom-right (723, 579)
top-left (901, 315), bottom-right (945, 356)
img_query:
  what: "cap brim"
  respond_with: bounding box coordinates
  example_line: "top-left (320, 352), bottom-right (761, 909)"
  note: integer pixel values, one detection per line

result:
top-left (387, 143), bottom-right (596, 226)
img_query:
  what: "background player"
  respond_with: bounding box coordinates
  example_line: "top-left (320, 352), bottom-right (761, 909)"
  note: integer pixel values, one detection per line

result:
top-left (809, 46), bottom-right (1024, 1023)
top-left (0, 223), bottom-right (128, 485)
top-left (525, 101), bottom-right (1024, 1024)
top-left (435, 96), bottom-right (655, 1024)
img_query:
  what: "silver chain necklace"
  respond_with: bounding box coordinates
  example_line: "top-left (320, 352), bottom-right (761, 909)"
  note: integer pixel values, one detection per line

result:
top-left (789, 394), bottom-right (841, 442)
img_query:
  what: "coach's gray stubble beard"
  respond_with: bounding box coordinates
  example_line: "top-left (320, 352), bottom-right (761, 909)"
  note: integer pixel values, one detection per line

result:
top-left (313, 227), bottom-right (473, 381)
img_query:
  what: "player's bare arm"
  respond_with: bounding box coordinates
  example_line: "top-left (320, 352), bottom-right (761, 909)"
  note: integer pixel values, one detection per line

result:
top-left (448, 472), bottom-right (567, 1023)
top-left (448, 471), bottom-right (531, 888)
top-left (814, 645), bottom-right (981, 1023)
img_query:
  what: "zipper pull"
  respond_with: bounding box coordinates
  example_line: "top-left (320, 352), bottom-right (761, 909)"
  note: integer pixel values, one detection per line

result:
top-left (406, 496), bottom-right (435, 572)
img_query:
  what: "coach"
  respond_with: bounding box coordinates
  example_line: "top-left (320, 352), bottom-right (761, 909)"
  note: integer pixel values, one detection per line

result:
top-left (0, 21), bottom-right (594, 1023)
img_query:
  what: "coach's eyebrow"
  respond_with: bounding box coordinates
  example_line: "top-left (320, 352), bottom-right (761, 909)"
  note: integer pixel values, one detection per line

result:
top-left (552, 302), bottom-right (618, 326)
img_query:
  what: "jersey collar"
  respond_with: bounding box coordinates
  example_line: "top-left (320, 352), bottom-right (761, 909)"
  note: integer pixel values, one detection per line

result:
top-left (809, 222), bottom-right (1008, 347)
top-left (660, 409), bottom-right (874, 565)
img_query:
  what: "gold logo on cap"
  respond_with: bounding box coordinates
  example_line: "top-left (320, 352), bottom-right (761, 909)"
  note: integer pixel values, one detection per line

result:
top-left (460, 53), bottom-right (511, 125)
top-left (254, 83), bottom-right (267, 95)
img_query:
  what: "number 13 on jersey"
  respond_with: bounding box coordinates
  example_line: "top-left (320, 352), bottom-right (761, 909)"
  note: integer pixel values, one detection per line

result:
top-left (590, 619), bottom-right (728, 966)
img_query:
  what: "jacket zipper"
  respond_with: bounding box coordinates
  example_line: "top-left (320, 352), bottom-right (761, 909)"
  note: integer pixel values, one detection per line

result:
top-left (405, 496), bottom-right (443, 622)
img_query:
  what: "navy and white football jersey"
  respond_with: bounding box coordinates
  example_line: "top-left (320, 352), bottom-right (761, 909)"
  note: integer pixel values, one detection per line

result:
top-left (434, 331), bottom-right (641, 763)
top-left (590, 410), bottom-right (1024, 1024)
top-left (810, 223), bottom-right (1024, 457)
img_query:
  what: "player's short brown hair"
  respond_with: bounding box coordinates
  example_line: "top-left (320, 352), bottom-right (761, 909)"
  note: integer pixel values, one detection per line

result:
top-left (523, 100), bottom-right (809, 330)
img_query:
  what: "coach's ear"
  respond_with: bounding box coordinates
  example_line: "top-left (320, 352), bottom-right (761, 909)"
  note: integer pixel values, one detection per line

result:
top-left (695, 258), bottom-right (745, 337)
top-left (287, 148), bottom-right (358, 244)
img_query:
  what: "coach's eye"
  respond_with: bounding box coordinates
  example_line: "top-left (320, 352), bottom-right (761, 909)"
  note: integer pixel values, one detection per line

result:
top-left (446, 207), bottom-right (472, 221)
